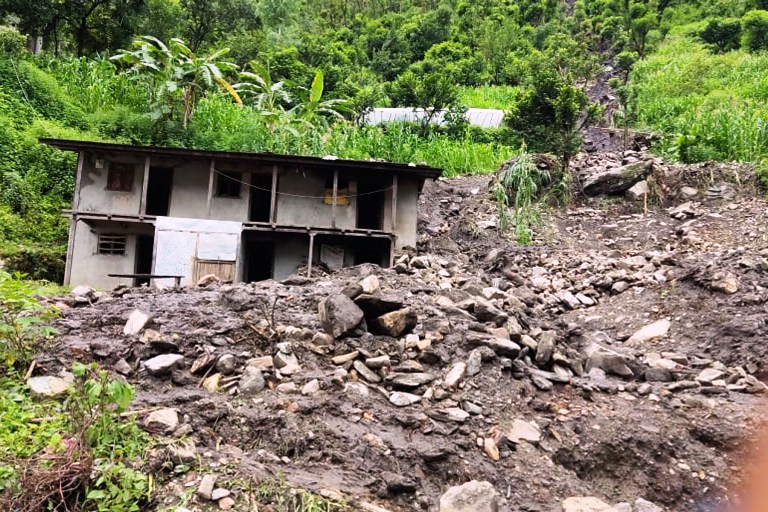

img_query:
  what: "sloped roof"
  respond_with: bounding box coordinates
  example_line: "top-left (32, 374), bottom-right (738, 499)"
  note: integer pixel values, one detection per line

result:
top-left (365, 108), bottom-right (504, 128)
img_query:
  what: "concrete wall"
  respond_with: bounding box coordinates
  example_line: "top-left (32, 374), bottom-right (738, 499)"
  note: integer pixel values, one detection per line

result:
top-left (272, 235), bottom-right (310, 280)
top-left (382, 176), bottom-right (419, 249)
top-left (275, 167), bottom-right (357, 229)
top-left (69, 220), bottom-right (153, 289)
top-left (78, 154), bottom-right (144, 215)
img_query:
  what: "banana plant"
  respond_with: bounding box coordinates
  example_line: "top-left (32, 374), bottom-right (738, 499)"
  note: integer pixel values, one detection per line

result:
top-left (289, 70), bottom-right (348, 131)
top-left (111, 36), bottom-right (242, 128)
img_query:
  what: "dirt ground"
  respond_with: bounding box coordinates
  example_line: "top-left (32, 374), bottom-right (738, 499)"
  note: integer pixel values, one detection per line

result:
top-left (42, 148), bottom-right (768, 512)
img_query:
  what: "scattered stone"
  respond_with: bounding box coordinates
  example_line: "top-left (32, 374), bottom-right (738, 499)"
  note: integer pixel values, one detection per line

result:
top-left (198, 474), bottom-right (217, 500)
top-left (211, 488), bottom-right (230, 501)
top-left (561, 496), bottom-right (613, 512)
top-left (696, 368), bottom-right (725, 384)
top-left (439, 480), bottom-right (499, 512)
top-left (274, 349), bottom-right (299, 370)
top-left (354, 360), bottom-right (382, 383)
top-left (466, 349), bottom-right (483, 377)
top-left (27, 375), bottom-right (72, 399)
top-left (627, 319), bottom-right (671, 344)
top-left (114, 358), bottom-right (132, 376)
top-left (535, 331), bottom-right (556, 367)
top-left (366, 355), bottom-right (391, 369)
top-left (371, 308), bottom-right (417, 337)
top-left (247, 355), bottom-right (274, 370)
top-left (634, 498), bottom-right (664, 512)
top-left (644, 368), bottom-right (673, 382)
top-left (123, 309), bottom-right (150, 336)
top-left (203, 373), bottom-right (221, 392)
top-left (611, 281), bottom-right (629, 294)
top-left (506, 419), bottom-right (541, 445)
top-left (196, 274), bottom-right (220, 287)
top-left (382, 471), bottom-right (417, 494)
top-left (301, 379), bottom-right (320, 395)
top-left (626, 180), bottom-right (649, 201)
top-left (318, 294), bottom-right (366, 338)
top-left (680, 186), bottom-right (698, 198)
top-left (390, 392), bottom-right (421, 407)
top-left (218, 497), bottom-right (235, 510)
top-left (443, 362), bottom-right (467, 389)
top-left (426, 407), bottom-right (470, 423)
top-left (360, 275), bottom-right (381, 295)
top-left (710, 273), bottom-right (739, 294)
top-left (215, 354), bottom-right (237, 375)
top-left (239, 366), bottom-right (265, 395)
top-left (145, 408), bottom-right (179, 434)
top-left (332, 351), bottom-right (360, 365)
top-left (583, 160), bottom-right (652, 196)
top-left (585, 351), bottom-right (633, 379)
top-left (483, 437), bottom-right (499, 461)
top-left (144, 354), bottom-right (184, 376)
top-left (387, 372), bottom-right (436, 388)
top-left (473, 299), bottom-right (508, 325)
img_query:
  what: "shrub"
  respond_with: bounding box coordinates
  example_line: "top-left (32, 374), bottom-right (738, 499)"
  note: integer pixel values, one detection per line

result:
top-left (701, 18), bottom-right (742, 52)
top-left (1, 246), bottom-right (66, 283)
top-left (0, 27), bottom-right (26, 56)
top-left (742, 10), bottom-right (768, 52)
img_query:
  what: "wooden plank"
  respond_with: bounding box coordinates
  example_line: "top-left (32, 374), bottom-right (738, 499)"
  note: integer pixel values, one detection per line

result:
top-left (206, 159), bottom-right (215, 217)
top-left (139, 154), bottom-right (150, 216)
top-left (306, 233), bottom-right (315, 278)
top-left (391, 175), bottom-right (398, 231)
top-left (331, 169), bottom-right (338, 228)
top-left (270, 165), bottom-right (278, 224)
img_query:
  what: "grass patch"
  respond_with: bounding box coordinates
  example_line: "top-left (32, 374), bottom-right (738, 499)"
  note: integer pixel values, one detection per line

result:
top-left (458, 85), bottom-right (522, 110)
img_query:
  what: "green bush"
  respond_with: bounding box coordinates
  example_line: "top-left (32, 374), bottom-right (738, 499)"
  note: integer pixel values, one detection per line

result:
top-left (0, 27), bottom-right (26, 56)
top-left (1, 246), bottom-right (66, 284)
top-left (742, 10), bottom-right (768, 52)
top-left (700, 18), bottom-right (742, 52)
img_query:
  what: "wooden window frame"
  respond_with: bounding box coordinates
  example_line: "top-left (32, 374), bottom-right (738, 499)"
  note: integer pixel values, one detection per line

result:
top-left (216, 171), bottom-right (243, 198)
top-left (106, 162), bottom-right (134, 192)
top-left (97, 234), bottom-right (127, 255)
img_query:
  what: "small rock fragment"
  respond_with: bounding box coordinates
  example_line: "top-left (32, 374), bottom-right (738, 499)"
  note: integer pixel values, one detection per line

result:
top-left (123, 310), bottom-right (150, 336)
top-left (439, 480), bottom-right (499, 512)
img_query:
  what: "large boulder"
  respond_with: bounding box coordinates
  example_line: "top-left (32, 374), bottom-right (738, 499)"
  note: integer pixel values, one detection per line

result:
top-left (439, 480), bottom-right (499, 512)
top-left (318, 294), bottom-right (366, 339)
top-left (583, 161), bottom-right (652, 196)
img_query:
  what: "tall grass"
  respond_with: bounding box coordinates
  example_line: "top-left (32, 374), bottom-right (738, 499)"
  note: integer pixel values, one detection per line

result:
top-left (458, 85), bottom-right (521, 110)
top-left (189, 97), bottom-right (511, 175)
top-left (631, 35), bottom-right (768, 164)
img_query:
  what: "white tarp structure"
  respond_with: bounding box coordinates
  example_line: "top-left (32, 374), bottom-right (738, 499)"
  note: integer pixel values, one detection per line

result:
top-left (364, 108), bottom-right (504, 128)
top-left (154, 217), bottom-right (241, 286)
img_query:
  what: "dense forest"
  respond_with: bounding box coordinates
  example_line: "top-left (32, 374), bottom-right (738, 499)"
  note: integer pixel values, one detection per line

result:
top-left (1, 0), bottom-right (768, 281)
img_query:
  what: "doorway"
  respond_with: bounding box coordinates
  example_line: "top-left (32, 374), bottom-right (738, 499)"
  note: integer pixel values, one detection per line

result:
top-left (146, 167), bottom-right (173, 216)
top-left (134, 234), bottom-right (154, 286)
top-left (357, 179), bottom-right (385, 230)
top-left (249, 174), bottom-right (273, 222)
top-left (244, 237), bottom-right (275, 282)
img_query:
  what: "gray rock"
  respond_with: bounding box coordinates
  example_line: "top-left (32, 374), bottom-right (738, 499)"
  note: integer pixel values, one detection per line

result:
top-left (627, 319), bottom-right (671, 344)
top-left (530, 374), bottom-right (553, 391)
top-left (535, 331), bottom-right (556, 367)
top-left (439, 480), bottom-right (499, 512)
top-left (583, 160), bottom-right (652, 196)
top-left (557, 290), bottom-right (582, 309)
top-left (318, 294), bottom-right (366, 339)
top-left (645, 368), bottom-right (673, 382)
top-left (696, 368), bottom-right (725, 384)
top-left (144, 354), bottom-right (184, 376)
top-left (353, 294), bottom-right (403, 318)
top-left (197, 474), bottom-right (217, 500)
top-left (586, 352), bottom-right (634, 378)
top-left (466, 349), bottom-right (483, 377)
top-left (561, 497), bottom-right (613, 512)
top-left (360, 275), bottom-right (380, 295)
top-left (371, 308), bottom-right (417, 337)
top-left (387, 372), bottom-right (436, 388)
top-left (145, 408), bottom-right (179, 434)
top-left (238, 366), bottom-right (265, 395)
top-left (626, 180), bottom-right (650, 200)
top-left (274, 350), bottom-right (299, 370)
top-left (611, 281), bottom-right (629, 294)
top-left (215, 354), bottom-right (237, 375)
top-left (27, 374), bottom-right (72, 399)
top-left (467, 334), bottom-right (521, 357)
top-left (462, 400), bottom-right (483, 415)
top-left (506, 419), bottom-right (541, 445)
top-left (354, 360), bottom-right (381, 383)
top-left (123, 309), bottom-right (150, 336)
top-left (211, 488), bottom-right (230, 501)
top-left (426, 407), bottom-right (470, 423)
top-left (114, 358), bottom-right (132, 376)
top-left (301, 379), bottom-right (320, 395)
top-left (365, 355), bottom-right (391, 369)
top-left (473, 299), bottom-right (508, 325)
top-left (70, 285), bottom-right (94, 298)
top-left (443, 362), bottom-right (466, 389)
top-left (389, 392), bottom-right (421, 407)
top-left (634, 498), bottom-right (664, 512)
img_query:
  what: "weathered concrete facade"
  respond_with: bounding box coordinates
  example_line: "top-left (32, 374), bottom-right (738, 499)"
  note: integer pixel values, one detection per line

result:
top-left (41, 139), bottom-right (441, 288)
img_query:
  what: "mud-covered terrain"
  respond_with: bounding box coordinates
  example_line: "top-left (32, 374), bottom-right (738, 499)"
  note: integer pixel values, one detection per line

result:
top-left (37, 149), bottom-right (768, 512)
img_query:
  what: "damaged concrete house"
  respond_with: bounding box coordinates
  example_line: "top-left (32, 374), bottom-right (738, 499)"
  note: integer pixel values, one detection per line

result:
top-left (40, 139), bottom-right (442, 288)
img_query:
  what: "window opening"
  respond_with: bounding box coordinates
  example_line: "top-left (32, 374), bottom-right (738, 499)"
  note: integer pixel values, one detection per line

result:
top-left (98, 234), bottom-right (127, 255)
top-left (216, 171), bottom-right (242, 197)
top-left (107, 163), bottom-right (134, 192)
top-left (324, 175), bottom-right (349, 205)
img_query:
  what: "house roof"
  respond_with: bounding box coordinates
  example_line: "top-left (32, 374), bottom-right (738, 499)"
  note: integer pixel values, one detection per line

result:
top-left (365, 108), bottom-right (505, 128)
top-left (38, 138), bottom-right (443, 179)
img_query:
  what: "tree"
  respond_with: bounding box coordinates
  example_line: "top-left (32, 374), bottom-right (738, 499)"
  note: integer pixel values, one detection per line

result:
top-left (0, 0), bottom-right (58, 52)
top-left (53, 0), bottom-right (145, 56)
top-left (180, 0), bottom-right (259, 51)
top-left (700, 18), bottom-right (742, 52)
top-left (505, 49), bottom-right (600, 172)
top-left (742, 9), bottom-right (768, 52)
top-left (387, 63), bottom-right (459, 135)
top-left (111, 36), bottom-right (242, 128)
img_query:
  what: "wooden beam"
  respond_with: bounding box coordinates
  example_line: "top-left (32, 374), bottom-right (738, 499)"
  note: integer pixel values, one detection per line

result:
top-left (270, 165), bottom-right (278, 224)
top-left (206, 159), bottom-right (215, 217)
top-left (331, 169), bottom-right (338, 229)
top-left (391, 174), bottom-right (398, 231)
top-left (306, 232), bottom-right (315, 278)
top-left (139, 155), bottom-right (151, 216)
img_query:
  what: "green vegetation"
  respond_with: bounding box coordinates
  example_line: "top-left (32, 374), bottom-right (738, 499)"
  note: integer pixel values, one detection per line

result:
top-left (0, 276), bottom-right (151, 510)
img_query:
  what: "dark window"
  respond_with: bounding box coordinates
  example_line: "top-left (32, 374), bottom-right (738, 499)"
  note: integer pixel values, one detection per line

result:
top-left (216, 171), bottom-right (242, 197)
top-left (98, 234), bottom-right (127, 255)
top-left (107, 163), bottom-right (134, 192)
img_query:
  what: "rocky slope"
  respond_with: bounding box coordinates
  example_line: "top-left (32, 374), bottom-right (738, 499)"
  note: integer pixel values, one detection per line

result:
top-left (34, 149), bottom-right (768, 512)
